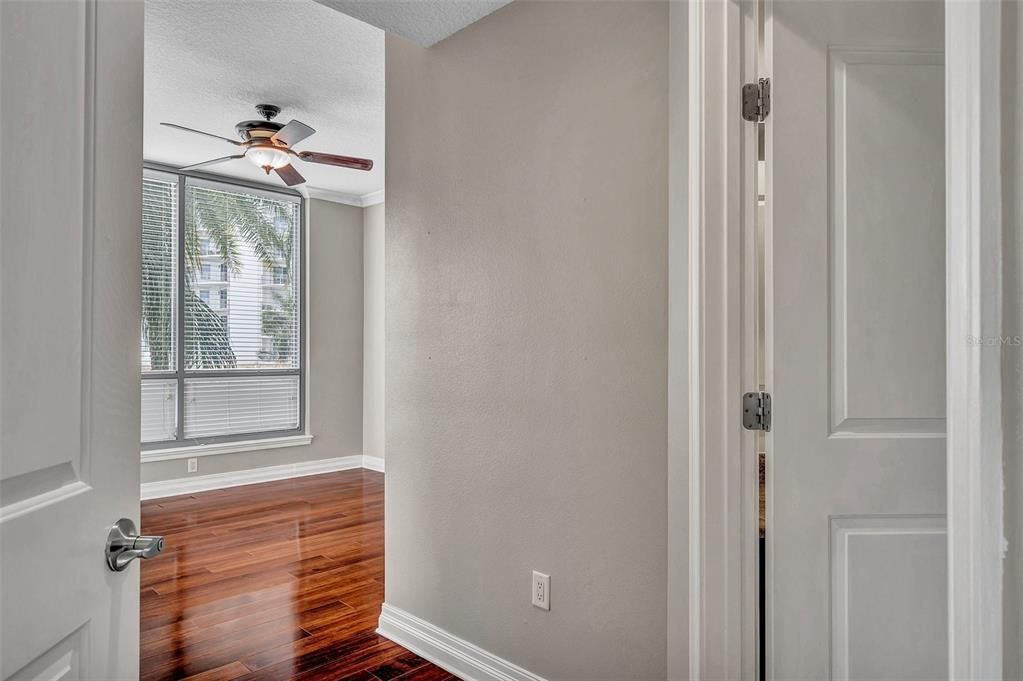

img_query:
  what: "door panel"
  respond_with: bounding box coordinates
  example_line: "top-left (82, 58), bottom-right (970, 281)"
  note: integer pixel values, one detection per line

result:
top-left (830, 516), bottom-right (947, 681)
top-left (831, 49), bottom-right (945, 437)
top-left (768, 1), bottom-right (946, 678)
top-left (0, 1), bottom-right (143, 679)
top-left (6, 628), bottom-right (86, 681)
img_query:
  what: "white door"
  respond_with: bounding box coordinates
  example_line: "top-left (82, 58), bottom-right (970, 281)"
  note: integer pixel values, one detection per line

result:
top-left (1, 1), bottom-right (144, 679)
top-left (768, 1), bottom-right (946, 679)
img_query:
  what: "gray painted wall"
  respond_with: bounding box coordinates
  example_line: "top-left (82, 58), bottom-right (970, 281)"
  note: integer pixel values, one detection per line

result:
top-left (384, 3), bottom-right (669, 679)
top-left (666, 1), bottom-right (689, 678)
top-left (364, 202), bottom-right (386, 461)
top-left (1003, 2), bottom-right (1022, 676)
top-left (141, 198), bottom-right (367, 482)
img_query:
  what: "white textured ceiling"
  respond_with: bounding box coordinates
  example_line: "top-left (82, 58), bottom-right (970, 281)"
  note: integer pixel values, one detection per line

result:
top-left (313, 0), bottom-right (513, 47)
top-left (144, 0), bottom-right (385, 200)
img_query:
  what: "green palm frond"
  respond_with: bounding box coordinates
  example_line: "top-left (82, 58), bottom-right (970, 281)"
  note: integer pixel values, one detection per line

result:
top-left (186, 188), bottom-right (243, 275)
top-left (236, 196), bottom-right (294, 271)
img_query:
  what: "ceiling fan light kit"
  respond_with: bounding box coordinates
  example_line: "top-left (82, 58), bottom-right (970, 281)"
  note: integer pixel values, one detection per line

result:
top-left (162, 104), bottom-right (373, 186)
top-left (247, 146), bottom-right (292, 173)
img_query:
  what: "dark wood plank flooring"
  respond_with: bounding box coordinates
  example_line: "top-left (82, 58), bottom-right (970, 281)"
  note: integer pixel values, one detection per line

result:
top-left (141, 469), bottom-right (455, 681)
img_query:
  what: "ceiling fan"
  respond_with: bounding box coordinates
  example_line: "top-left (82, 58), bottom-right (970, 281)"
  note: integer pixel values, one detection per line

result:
top-left (161, 103), bottom-right (373, 187)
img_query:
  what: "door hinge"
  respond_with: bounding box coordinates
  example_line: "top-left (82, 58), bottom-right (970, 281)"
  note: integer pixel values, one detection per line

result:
top-left (742, 391), bottom-right (772, 431)
top-left (742, 78), bottom-right (771, 122)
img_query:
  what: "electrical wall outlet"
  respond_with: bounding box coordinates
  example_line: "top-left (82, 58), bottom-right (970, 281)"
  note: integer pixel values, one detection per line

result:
top-left (531, 570), bottom-right (550, 611)
top-left (187, 457), bottom-right (198, 473)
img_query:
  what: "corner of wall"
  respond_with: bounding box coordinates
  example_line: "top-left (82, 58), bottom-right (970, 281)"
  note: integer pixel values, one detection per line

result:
top-left (363, 202), bottom-right (386, 462)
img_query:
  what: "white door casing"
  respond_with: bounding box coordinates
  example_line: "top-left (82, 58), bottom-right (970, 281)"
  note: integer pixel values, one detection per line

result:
top-left (945, 0), bottom-right (1004, 677)
top-left (0, 1), bottom-right (144, 679)
top-left (766, 1), bottom-right (948, 679)
top-left (681, 1), bottom-right (760, 677)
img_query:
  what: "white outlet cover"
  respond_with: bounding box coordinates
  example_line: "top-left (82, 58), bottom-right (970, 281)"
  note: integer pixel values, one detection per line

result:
top-left (187, 458), bottom-right (198, 473)
top-left (532, 571), bottom-right (550, 611)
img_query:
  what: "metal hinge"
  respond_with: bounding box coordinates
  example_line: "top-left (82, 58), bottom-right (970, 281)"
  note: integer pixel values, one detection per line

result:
top-left (742, 391), bottom-right (772, 431)
top-left (742, 78), bottom-right (771, 122)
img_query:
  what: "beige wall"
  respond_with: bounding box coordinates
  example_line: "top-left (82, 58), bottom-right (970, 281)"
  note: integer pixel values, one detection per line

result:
top-left (363, 202), bottom-right (386, 461)
top-left (141, 198), bottom-right (366, 483)
top-left (1003, 1), bottom-right (1022, 676)
top-left (666, 1), bottom-right (689, 677)
top-left (384, 3), bottom-right (669, 679)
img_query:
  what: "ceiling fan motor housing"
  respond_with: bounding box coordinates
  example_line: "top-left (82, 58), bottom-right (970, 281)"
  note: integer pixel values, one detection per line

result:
top-left (236, 104), bottom-right (285, 141)
top-left (235, 119), bottom-right (284, 141)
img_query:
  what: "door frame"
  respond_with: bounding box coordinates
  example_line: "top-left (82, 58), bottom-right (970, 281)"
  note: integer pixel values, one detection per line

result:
top-left (944, 0), bottom-right (1005, 677)
top-left (673, 0), bottom-right (759, 678)
top-left (672, 0), bottom-right (1006, 677)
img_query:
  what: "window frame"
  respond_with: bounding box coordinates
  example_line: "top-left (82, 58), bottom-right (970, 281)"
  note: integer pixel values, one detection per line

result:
top-left (141, 162), bottom-right (306, 451)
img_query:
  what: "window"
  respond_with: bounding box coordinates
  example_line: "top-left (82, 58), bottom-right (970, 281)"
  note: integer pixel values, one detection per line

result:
top-left (270, 265), bottom-right (289, 285)
top-left (141, 171), bottom-right (303, 447)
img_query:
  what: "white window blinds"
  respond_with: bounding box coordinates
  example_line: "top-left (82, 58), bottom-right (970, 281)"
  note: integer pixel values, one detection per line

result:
top-left (141, 176), bottom-right (177, 373)
top-left (140, 172), bottom-right (303, 447)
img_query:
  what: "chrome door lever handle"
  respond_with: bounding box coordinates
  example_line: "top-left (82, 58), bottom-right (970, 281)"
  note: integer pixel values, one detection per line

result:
top-left (105, 518), bottom-right (165, 572)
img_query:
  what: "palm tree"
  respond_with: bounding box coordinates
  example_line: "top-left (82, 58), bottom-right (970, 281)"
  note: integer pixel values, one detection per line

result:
top-left (184, 186), bottom-right (293, 276)
top-left (141, 181), bottom-right (297, 371)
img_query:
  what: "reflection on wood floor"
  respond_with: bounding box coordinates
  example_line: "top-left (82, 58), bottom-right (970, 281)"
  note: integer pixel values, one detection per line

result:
top-left (140, 469), bottom-right (456, 681)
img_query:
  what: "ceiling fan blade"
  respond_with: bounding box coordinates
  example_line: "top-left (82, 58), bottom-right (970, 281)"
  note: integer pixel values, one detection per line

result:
top-left (298, 151), bottom-right (373, 171)
top-left (161, 122), bottom-right (241, 146)
top-left (179, 155), bottom-right (245, 172)
top-left (274, 164), bottom-right (306, 187)
top-left (271, 120), bottom-right (316, 147)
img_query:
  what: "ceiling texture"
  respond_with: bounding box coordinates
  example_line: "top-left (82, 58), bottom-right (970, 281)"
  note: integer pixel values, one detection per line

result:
top-left (144, 0), bottom-right (385, 203)
top-left (312, 0), bottom-right (513, 47)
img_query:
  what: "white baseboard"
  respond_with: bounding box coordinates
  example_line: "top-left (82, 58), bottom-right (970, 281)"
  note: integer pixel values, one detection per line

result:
top-left (141, 455), bottom-right (364, 500)
top-left (376, 603), bottom-right (545, 681)
top-left (362, 455), bottom-right (385, 472)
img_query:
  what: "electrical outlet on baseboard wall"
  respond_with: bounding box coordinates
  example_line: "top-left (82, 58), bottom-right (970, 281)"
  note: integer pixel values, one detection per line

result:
top-left (531, 570), bottom-right (550, 611)
top-left (187, 458), bottom-right (198, 473)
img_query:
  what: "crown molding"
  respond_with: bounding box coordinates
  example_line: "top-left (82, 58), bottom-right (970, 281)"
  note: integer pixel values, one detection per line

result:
top-left (361, 189), bottom-right (385, 207)
top-left (304, 186), bottom-right (384, 208)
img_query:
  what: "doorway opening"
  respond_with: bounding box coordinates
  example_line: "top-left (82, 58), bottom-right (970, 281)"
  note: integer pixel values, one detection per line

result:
top-left (135, 3), bottom-right (439, 679)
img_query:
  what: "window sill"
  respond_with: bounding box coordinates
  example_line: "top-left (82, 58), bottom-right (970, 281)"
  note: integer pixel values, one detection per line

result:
top-left (140, 434), bottom-right (314, 463)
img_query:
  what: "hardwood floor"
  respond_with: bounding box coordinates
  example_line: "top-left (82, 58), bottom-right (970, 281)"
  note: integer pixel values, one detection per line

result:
top-left (140, 469), bottom-right (455, 681)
